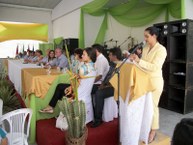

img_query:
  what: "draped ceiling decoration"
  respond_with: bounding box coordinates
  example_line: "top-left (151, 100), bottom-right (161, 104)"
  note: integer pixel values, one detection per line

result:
top-left (79, 0), bottom-right (183, 47)
top-left (0, 22), bottom-right (48, 42)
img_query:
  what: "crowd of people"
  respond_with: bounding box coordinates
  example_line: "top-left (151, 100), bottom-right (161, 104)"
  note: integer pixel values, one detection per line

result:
top-left (2, 26), bottom-right (193, 144)
top-left (37, 26), bottom-right (167, 143)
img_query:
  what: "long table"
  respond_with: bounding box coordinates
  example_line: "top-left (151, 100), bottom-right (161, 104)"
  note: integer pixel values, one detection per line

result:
top-left (22, 68), bottom-right (70, 143)
top-left (8, 59), bottom-right (41, 95)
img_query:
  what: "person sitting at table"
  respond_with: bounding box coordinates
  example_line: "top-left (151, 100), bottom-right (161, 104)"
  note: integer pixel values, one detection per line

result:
top-left (91, 47), bottom-right (122, 128)
top-left (45, 48), bottom-right (68, 70)
top-left (39, 47), bottom-right (96, 113)
top-left (30, 50), bottom-right (43, 64)
top-left (172, 118), bottom-right (193, 145)
top-left (41, 49), bottom-right (50, 64)
top-left (41, 50), bottom-right (56, 66)
top-left (129, 26), bottom-right (167, 143)
top-left (0, 128), bottom-right (8, 145)
top-left (24, 50), bottom-right (35, 63)
top-left (71, 48), bottom-right (83, 74)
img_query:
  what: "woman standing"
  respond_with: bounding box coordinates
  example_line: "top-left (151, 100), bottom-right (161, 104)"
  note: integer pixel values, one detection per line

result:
top-left (130, 26), bottom-right (167, 143)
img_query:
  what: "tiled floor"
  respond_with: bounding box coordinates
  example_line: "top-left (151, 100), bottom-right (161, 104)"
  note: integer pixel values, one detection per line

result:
top-left (159, 107), bottom-right (193, 137)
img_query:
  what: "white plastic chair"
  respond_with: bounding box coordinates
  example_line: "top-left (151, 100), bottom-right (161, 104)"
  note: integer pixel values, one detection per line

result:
top-left (0, 108), bottom-right (33, 145)
top-left (78, 71), bottom-right (96, 124)
top-left (103, 96), bottom-right (118, 122)
top-left (0, 98), bottom-right (3, 117)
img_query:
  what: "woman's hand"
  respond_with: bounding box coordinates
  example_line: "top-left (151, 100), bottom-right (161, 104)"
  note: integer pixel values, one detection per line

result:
top-left (129, 54), bottom-right (140, 63)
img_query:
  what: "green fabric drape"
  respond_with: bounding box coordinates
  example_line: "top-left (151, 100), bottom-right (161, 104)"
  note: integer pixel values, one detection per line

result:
top-left (95, 13), bottom-right (108, 44)
top-left (53, 37), bottom-right (63, 49)
top-left (144, 0), bottom-right (175, 4)
top-left (80, 0), bottom-right (183, 47)
top-left (79, 9), bottom-right (85, 48)
top-left (39, 43), bottom-right (54, 56)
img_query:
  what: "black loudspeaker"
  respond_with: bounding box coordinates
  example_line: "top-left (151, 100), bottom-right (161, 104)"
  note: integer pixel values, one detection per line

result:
top-left (63, 38), bottom-right (79, 56)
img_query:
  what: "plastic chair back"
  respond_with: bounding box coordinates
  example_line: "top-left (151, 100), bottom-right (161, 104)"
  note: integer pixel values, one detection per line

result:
top-left (0, 108), bottom-right (33, 145)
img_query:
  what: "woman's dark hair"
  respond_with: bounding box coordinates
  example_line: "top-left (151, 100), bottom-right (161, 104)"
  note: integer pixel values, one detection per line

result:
top-left (145, 26), bottom-right (164, 44)
top-left (92, 43), bottom-right (104, 53)
top-left (172, 118), bottom-right (193, 145)
top-left (48, 50), bottom-right (55, 60)
top-left (74, 48), bottom-right (83, 59)
top-left (84, 47), bottom-right (96, 63)
top-left (109, 47), bottom-right (123, 61)
top-left (36, 50), bottom-right (43, 55)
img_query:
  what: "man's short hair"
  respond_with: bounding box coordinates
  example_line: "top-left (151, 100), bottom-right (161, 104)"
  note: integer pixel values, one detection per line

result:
top-left (109, 47), bottom-right (122, 61)
top-left (172, 118), bottom-right (193, 145)
top-left (92, 44), bottom-right (104, 53)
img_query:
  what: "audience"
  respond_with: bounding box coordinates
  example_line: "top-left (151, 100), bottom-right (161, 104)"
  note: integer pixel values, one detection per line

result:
top-left (91, 47), bottom-right (122, 127)
top-left (172, 118), bottom-right (193, 145)
top-left (39, 47), bottom-right (96, 113)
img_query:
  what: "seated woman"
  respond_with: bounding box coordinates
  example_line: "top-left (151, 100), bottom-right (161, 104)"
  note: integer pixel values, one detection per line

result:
top-left (42, 50), bottom-right (56, 66)
top-left (39, 47), bottom-right (96, 113)
top-left (71, 48), bottom-right (83, 74)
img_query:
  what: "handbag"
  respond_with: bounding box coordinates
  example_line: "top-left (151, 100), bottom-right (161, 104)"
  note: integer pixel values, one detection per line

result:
top-left (56, 112), bottom-right (68, 131)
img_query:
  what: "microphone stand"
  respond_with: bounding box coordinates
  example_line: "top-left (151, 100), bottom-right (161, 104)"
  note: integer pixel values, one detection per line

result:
top-left (118, 37), bottom-right (131, 48)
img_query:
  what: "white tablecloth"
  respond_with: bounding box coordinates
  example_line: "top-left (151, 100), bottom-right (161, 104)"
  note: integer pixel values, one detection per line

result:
top-left (120, 91), bottom-right (153, 145)
top-left (8, 60), bottom-right (40, 95)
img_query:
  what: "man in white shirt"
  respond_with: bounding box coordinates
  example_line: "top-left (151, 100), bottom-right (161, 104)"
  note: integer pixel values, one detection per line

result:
top-left (91, 44), bottom-right (109, 95)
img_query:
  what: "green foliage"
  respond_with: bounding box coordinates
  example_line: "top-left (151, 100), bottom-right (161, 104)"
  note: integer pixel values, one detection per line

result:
top-left (0, 79), bottom-right (21, 114)
top-left (59, 98), bottom-right (86, 138)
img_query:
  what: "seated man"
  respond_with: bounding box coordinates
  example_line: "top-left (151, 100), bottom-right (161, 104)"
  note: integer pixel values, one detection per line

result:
top-left (91, 47), bottom-right (122, 128)
top-left (172, 118), bottom-right (193, 145)
top-left (45, 48), bottom-right (69, 70)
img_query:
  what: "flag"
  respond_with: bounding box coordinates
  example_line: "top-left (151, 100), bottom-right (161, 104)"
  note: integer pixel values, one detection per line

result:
top-left (16, 45), bottom-right (19, 55)
top-left (27, 44), bottom-right (30, 52)
top-left (32, 45), bottom-right (34, 52)
top-left (22, 44), bottom-right (25, 53)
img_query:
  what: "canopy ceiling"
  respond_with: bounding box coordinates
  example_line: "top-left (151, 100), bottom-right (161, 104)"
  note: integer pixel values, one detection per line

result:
top-left (0, 0), bottom-right (62, 9)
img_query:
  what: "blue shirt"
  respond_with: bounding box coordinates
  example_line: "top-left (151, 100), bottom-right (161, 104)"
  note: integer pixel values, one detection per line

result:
top-left (78, 62), bottom-right (95, 76)
top-left (0, 128), bottom-right (6, 138)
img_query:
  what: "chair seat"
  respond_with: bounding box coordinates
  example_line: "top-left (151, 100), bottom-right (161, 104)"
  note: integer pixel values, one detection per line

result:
top-left (7, 132), bottom-right (28, 145)
top-left (103, 97), bottom-right (118, 122)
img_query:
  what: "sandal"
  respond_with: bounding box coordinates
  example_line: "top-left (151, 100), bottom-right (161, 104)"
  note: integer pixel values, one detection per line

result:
top-left (148, 131), bottom-right (156, 144)
top-left (39, 107), bottom-right (54, 113)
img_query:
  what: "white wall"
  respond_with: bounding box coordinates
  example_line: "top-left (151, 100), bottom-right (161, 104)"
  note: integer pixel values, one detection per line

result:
top-left (184, 0), bottom-right (193, 19)
top-left (0, 5), bottom-right (53, 41)
top-left (52, 9), bottom-right (80, 39)
top-left (52, 0), bottom-right (92, 21)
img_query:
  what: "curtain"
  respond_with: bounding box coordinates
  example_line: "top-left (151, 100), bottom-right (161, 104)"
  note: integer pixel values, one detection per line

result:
top-left (0, 22), bottom-right (48, 42)
top-left (39, 43), bottom-right (54, 56)
top-left (53, 37), bottom-right (63, 49)
top-left (80, 0), bottom-right (182, 47)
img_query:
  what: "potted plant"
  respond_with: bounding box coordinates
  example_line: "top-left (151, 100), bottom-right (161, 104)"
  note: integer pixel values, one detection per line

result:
top-left (58, 45), bottom-right (88, 145)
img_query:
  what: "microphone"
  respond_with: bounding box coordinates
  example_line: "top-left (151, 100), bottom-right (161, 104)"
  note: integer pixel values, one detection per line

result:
top-left (129, 41), bottom-right (146, 54)
top-left (127, 36), bottom-right (131, 39)
top-left (105, 38), bottom-right (113, 42)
